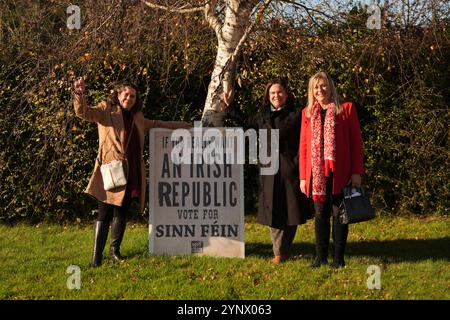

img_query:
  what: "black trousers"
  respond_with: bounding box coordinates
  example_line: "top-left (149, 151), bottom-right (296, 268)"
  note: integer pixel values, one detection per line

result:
top-left (97, 194), bottom-right (133, 222)
top-left (313, 174), bottom-right (348, 260)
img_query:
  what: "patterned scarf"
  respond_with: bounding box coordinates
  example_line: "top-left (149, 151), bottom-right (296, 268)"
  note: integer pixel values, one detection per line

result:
top-left (311, 101), bottom-right (336, 203)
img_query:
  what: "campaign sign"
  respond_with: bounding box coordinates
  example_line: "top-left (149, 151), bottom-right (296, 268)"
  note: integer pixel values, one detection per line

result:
top-left (149, 128), bottom-right (244, 258)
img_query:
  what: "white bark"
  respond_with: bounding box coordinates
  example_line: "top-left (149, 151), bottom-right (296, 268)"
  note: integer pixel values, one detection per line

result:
top-left (143, 0), bottom-right (270, 126)
top-left (201, 0), bottom-right (267, 127)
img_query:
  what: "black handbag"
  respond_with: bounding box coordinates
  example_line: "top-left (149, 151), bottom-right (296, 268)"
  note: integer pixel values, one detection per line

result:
top-left (338, 187), bottom-right (375, 224)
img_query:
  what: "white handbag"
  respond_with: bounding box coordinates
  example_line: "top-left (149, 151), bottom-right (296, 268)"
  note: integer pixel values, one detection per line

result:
top-left (98, 113), bottom-right (135, 191)
top-left (100, 159), bottom-right (127, 191)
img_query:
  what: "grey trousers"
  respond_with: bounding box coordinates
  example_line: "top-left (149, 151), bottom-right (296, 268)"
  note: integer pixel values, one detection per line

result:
top-left (270, 226), bottom-right (297, 256)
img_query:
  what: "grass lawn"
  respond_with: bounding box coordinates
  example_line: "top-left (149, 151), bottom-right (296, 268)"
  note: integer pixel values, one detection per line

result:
top-left (0, 215), bottom-right (449, 300)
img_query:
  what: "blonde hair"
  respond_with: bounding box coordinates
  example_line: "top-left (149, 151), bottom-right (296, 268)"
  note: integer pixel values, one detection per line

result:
top-left (306, 71), bottom-right (342, 117)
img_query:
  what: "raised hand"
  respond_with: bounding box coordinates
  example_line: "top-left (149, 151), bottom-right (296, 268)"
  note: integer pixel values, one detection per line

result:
top-left (74, 77), bottom-right (86, 95)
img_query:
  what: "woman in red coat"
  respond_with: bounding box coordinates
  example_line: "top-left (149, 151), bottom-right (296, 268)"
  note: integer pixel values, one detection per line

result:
top-left (299, 72), bottom-right (364, 267)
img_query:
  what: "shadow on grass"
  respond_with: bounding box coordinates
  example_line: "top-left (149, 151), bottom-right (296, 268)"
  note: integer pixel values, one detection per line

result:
top-left (123, 247), bottom-right (150, 260)
top-left (246, 238), bottom-right (450, 262)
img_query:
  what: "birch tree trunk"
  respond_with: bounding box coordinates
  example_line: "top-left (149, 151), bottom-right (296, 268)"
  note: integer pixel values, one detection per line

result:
top-left (202, 0), bottom-right (260, 127)
top-left (143, 0), bottom-right (268, 126)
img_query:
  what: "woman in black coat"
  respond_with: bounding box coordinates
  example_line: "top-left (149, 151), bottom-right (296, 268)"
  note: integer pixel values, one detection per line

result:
top-left (226, 79), bottom-right (311, 264)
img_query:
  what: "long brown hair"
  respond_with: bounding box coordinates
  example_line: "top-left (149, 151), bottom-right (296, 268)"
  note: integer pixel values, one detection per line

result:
top-left (107, 82), bottom-right (142, 113)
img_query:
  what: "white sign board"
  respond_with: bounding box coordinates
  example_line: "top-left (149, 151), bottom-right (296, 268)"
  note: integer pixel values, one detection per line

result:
top-left (149, 128), bottom-right (244, 258)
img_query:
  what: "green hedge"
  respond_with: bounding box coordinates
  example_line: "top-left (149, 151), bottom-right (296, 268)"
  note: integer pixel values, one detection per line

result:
top-left (0, 3), bottom-right (448, 222)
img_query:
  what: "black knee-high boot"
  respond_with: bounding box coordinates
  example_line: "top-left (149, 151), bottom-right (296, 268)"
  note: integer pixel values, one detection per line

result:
top-left (312, 213), bottom-right (330, 267)
top-left (109, 216), bottom-right (126, 261)
top-left (331, 217), bottom-right (348, 267)
top-left (91, 220), bottom-right (110, 267)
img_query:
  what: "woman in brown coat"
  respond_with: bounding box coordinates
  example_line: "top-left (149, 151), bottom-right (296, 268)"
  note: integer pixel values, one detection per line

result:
top-left (73, 78), bottom-right (189, 267)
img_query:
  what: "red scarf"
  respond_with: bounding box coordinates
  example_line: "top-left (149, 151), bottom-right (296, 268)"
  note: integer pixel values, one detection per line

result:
top-left (311, 101), bottom-right (336, 203)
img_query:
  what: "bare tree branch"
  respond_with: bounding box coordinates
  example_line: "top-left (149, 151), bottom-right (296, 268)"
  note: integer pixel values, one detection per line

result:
top-left (205, 0), bottom-right (222, 37)
top-left (229, 0), bottom-right (272, 67)
top-left (142, 0), bottom-right (205, 13)
top-left (217, 0), bottom-right (273, 107)
top-left (280, 0), bottom-right (342, 22)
